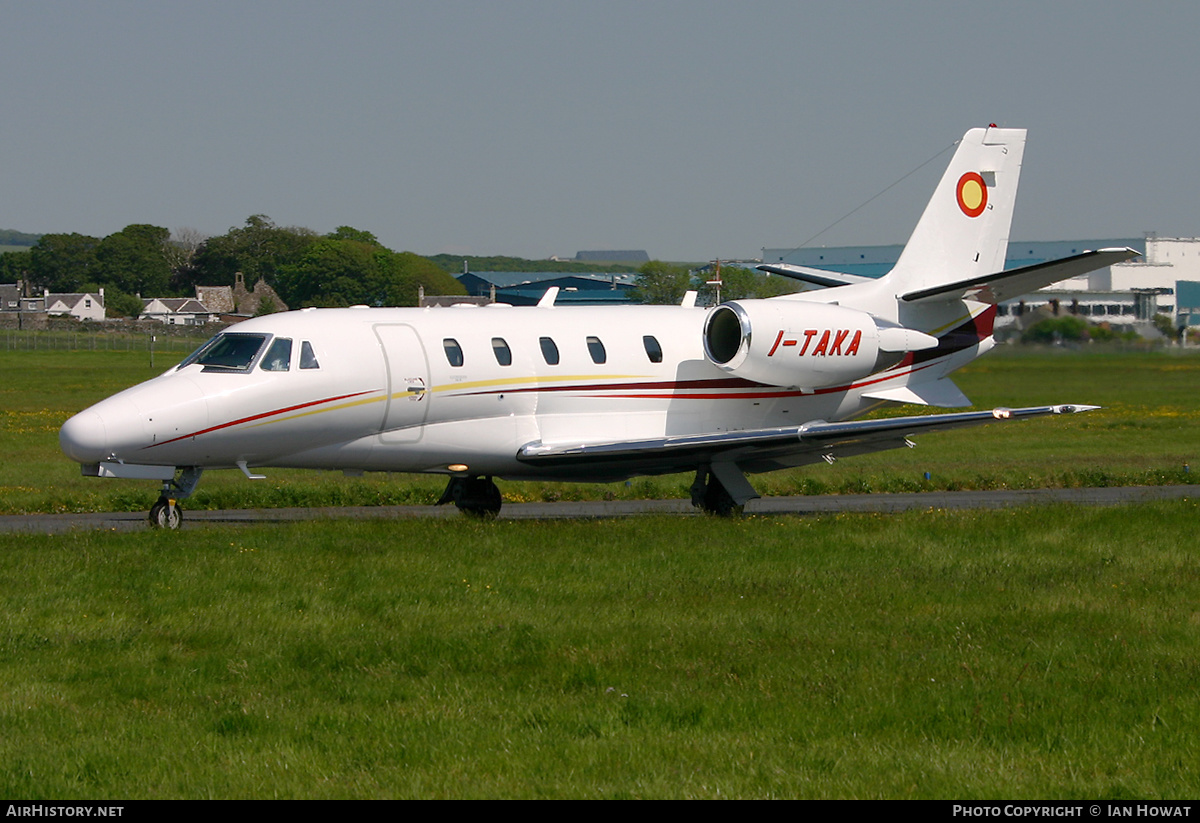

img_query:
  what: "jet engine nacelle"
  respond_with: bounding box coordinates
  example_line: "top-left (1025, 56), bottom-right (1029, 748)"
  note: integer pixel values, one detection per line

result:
top-left (702, 299), bottom-right (938, 389)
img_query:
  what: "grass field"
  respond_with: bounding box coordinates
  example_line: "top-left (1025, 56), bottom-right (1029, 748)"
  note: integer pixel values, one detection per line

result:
top-left (3, 343), bottom-right (1200, 798)
top-left (2, 344), bottom-right (1198, 515)
top-left (2, 503), bottom-right (1198, 798)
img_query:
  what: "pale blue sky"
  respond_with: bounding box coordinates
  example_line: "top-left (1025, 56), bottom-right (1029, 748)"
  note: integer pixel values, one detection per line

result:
top-left (1, 1), bottom-right (1194, 260)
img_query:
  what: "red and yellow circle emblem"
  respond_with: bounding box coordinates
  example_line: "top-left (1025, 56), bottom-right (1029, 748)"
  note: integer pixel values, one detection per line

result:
top-left (956, 172), bottom-right (987, 217)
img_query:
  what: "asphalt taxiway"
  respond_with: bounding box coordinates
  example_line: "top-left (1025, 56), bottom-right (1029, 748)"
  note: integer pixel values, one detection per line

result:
top-left (0, 485), bottom-right (1193, 534)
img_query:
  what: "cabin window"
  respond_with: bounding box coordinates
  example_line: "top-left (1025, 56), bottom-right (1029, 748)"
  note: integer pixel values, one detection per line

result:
top-left (586, 336), bottom-right (606, 364)
top-left (261, 337), bottom-right (293, 371)
top-left (492, 337), bottom-right (512, 367)
top-left (179, 332), bottom-right (268, 373)
top-left (443, 338), bottom-right (464, 367)
top-left (540, 337), bottom-right (560, 365)
top-left (642, 335), bottom-right (663, 363)
top-left (299, 341), bottom-right (320, 369)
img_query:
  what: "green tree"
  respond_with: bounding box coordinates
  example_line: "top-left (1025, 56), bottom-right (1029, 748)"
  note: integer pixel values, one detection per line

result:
top-left (275, 232), bottom-right (464, 308)
top-left (184, 215), bottom-right (318, 291)
top-left (327, 226), bottom-right (380, 245)
top-left (0, 249), bottom-right (32, 284)
top-left (28, 233), bottom-right (101, 292)
top-left (102, 287), bottom-right (146, 319)
top-left (631, 260), bottom-right (693, 304)
top-left (1021, 315), bottom-right (1091, 344)
top-left (701, 264), bottom-right (803, 303)
top-left (1153, 312), bottom-right (1181, 342)
top-left (94, 224), bottom-right (172, 297)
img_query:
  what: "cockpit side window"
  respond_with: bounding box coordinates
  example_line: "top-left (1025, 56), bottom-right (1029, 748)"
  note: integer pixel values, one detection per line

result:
top-left (179, 332), bottom-right (269, 373)
top-left (261, 337), bottom-right (293, 371)
top-left (299, 341), bottom-right (320, 370)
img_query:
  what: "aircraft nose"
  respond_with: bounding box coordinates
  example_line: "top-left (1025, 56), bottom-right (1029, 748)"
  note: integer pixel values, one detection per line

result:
top-left (60, 410), bottom-right (109, 464)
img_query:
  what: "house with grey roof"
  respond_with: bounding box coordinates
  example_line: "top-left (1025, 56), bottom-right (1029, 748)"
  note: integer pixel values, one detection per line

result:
top-left (140, 297), bottom-right (215, 325)
top-left (45, 289), bottom-right (105, 321)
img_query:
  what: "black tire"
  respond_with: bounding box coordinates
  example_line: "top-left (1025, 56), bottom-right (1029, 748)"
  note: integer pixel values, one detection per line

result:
top-left (149, 498), bottom-right (182, 529)
top-left (702, 481), bottom-right (744, 517)
top-left (453, 477), bottom-right (502, 518)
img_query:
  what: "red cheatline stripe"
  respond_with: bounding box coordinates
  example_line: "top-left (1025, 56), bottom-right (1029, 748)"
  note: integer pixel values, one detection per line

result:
top-left (142, 389), bottom-right (380, 450)
top-left (584, 361), bottom-right (944, 400)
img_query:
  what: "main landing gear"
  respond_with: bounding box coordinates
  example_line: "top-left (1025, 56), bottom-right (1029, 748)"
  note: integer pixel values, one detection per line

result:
top-left (691, 464), bottom-right (759, 517)
top-left (147, 467), bottom-right (203, 529)
top-left (437, 475), bottom-right (503, 518)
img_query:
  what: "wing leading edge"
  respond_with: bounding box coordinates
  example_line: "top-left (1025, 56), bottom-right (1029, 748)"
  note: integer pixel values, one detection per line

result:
top-left (517, 404), bottom-right (1097, 478)
top-left (755, 263), bottom-right (875, 289)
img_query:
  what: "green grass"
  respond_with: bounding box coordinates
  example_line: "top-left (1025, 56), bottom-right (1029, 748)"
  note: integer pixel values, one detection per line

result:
top-left (3, 345), bottom-right (1200, 514)
top-left (2, 503), bottom-right (1198, 798)
top-left (5, 344), bottom-right (1200, 797)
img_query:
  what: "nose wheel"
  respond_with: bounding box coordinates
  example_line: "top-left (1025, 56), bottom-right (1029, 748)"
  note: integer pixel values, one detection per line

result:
top-left (149, 497), bottom-right (182, 529)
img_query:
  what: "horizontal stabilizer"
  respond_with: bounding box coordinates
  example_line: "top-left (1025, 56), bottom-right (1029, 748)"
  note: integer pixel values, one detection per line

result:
top-left (756, 263), bottom-right (874, 289)
top-left (902, 248), bottom-right (1140, 304)
top-left (863, 379), bottom-right (972, 408)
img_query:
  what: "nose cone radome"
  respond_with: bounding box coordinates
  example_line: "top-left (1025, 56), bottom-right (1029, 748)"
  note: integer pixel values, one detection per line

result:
top-left (60, 409), bottom-right (109, 464)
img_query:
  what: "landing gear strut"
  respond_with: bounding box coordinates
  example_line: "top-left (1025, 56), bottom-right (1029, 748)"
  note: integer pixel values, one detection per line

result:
top-left (147, 467), bottom-right (203, 530)
top-left (437, 476), bottom-right (503, 518)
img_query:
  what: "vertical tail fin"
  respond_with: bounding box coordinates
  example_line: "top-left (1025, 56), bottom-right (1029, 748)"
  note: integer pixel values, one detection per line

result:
top-left (883, 127), bottom-right (1026, 296)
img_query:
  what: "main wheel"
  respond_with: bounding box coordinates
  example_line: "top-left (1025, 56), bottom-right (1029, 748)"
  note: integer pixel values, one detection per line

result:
top-left (701, 479), bottom-right (744, 517)
top-left (453, 477), bottom-right (503, 518)
top-left (149, 498), bottom-right (182, 529)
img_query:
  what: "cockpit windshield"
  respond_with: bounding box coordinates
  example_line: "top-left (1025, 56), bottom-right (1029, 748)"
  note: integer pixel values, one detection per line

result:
top-left (178, 333), bottom-right (269, 373)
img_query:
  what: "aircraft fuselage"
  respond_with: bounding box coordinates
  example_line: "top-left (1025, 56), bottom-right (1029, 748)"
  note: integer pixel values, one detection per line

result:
top-left (64, 298), bottom-right (974, 482)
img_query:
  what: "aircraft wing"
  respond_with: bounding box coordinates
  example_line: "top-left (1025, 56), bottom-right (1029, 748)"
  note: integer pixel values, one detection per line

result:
top-left (516, 404), bottom-right (1096, 477)
top-left (901, 248), bottom-right (1140, 304)
top-left (755, 263), bottom-right (875, 289)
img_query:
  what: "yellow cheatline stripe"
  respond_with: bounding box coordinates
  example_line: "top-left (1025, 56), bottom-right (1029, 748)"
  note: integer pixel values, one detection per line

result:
top-left (246, 392), bottom-right (387, 429)
top-left (927, 304), bottom-right (990, 336)
top-left (429, 373), bottom-right (650, 393)
top-left (244, 372), bottom-right (656, 430)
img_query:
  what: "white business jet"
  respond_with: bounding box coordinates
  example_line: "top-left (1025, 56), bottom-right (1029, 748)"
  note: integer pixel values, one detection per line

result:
top-left (60, 127), bottom-right (1137, 526)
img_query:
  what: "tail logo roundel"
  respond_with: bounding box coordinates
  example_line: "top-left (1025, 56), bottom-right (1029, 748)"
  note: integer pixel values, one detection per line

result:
top-left (956, 172), bottom-right (987, 217)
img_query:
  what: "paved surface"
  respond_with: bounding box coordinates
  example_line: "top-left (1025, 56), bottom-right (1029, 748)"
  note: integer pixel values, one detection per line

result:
top-left (0, 485), bottom-right (1194, 534)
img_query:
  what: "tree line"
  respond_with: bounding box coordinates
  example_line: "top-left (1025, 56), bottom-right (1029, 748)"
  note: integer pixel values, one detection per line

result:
top-left (0, 217), bottom-right (466, 317)
top-left (630, 260), bottom-right (803, 304)
top-left (0, 218), bottom-right (797, 315)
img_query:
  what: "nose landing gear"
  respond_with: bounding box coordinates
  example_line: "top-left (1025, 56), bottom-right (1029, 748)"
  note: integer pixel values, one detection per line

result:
top-left (147, 467), bottom-right (203, 530)
top-left (149, 497), bottom-right (182, 529)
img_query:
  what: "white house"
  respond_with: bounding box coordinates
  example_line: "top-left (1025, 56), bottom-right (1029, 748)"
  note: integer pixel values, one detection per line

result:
top-left (44, 289), bottom-right (106, 321)
top-left (139, 297), bottom-right (215, 325)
